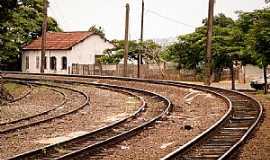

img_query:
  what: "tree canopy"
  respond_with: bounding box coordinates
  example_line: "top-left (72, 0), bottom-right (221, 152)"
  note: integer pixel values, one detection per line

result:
top-left (162, 7), bottom-right (270, 81)
top-left (88, 25), bottom-right (105, 38)
top-left (0, 0), bottom-right (61, 70)
top-left (162, 14), bottom-right (243, 76)
top-left (100, 40), bottom-right (162, 65)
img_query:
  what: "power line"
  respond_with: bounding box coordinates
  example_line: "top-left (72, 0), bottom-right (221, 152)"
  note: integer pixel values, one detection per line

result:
top-left (145, 9), bottom-right (195, 28)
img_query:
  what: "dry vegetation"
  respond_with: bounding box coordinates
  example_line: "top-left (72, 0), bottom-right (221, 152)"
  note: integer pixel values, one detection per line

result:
top-left (0, 75), bottom-right (13, 105)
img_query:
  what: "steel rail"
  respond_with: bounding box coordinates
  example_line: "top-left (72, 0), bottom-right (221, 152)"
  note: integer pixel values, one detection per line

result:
top-left (4, 74), bottom-right (228, 160)
top-left (159, 82), bottom-right (263, 160)
top-left (6, 79), bottom-right (157, 160)
top-left (2, 72), bottom-right (263, 159)
top-left (0, 82), bottom-right (67, 126)
top-left (3, 81), bottom-right (33, 103)
top-left (218, 90), bottom-right (263, 160)
top-left (0, 81), bottom-right (89, 134)
top-left (53, 87), bottom-right (171, 160)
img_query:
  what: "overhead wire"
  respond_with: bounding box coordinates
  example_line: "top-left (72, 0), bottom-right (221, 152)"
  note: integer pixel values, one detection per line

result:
top-left (145, 8), bottom-right (196, 28)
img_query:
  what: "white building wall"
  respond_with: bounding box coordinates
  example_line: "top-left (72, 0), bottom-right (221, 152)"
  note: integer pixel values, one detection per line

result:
top-left (69, 35), bottom-right (114, 65)
top-left (22, 50), bottom-right (69, 74)
top-left (22, 34), bottom-right (114, 74)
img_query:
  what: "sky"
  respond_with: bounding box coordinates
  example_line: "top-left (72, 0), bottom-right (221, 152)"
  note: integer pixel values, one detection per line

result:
top-left (48, 0), bottom-right (268, 40)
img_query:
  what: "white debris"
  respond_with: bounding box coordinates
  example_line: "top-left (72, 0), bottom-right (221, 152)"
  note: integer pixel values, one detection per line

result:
top-left (103, 113), bottom-right (129, 122)
top-left (183, 89), bottom-right (200, 99)
top-left (120, 145), bottom-right (129, 150)
top-left (37, 131), bottom-right (88, 144)
top-left (184, 90), bottom-right (214, 104)
top-left (160, 142), bottom-right (174, 149)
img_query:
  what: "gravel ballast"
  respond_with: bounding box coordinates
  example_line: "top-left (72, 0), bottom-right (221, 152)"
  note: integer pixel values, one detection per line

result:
top-left (0, 85), bottom-right (63, 124)
top-left (2, 74), bottom-right (229, 159)
top-left (86, 84), bottom-right (227, 160)
top-left (0, 84), bottom-right (140, 159)
top-left (68, 79), bottom-right (228, 160)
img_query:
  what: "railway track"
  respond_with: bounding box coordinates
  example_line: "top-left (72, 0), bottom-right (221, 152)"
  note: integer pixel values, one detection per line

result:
top-left (3, 81), bottom-right (33, 103)
top-left (2, 72), bottom-right (263, 160)
top-left (5, 77), bottom-right (172, 160)
top-left (161, 86), bottom-right (263, 160)
top-left (0, 81), bottom-right (89, 134)
top-left (0, 82), bottom-right (67, 131)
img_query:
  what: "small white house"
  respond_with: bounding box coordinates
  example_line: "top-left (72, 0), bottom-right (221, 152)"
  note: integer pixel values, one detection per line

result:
top-left (22, 31), bottom-right (115, 74)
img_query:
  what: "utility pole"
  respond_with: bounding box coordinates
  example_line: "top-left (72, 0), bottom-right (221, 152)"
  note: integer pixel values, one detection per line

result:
top-left (138, 0), bottom-right (144, 78)
top-left (123, 3), bottom-right (130, 77)
top-left (204, 0), bottom-right (215, 86)
top-left (231, 61), bottom-right (236, 90)
top-left (263, 64), bottom-right (268, 94)
top-left (40, 0), bottom-right (48, 73)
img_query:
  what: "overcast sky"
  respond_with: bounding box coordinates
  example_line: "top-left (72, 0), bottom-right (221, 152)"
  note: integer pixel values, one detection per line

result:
top-left (48, 0), bottom-right (268, 40)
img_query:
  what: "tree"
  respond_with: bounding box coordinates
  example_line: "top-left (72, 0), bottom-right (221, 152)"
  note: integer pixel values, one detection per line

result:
top-left (0, 0), bottom-right (61, 101)
top-left (0, 0), bottom-right (17, 103)
top-left (88, 25), bottom-right (105, 38)
top-left (162, 14), bottom-right (243, 84)
top-left (100, 40), bottom-right (162, 64)
top-left (0, 0), bottom-right (61, 71)
top-left (242, 9), bottom-right (270, 94)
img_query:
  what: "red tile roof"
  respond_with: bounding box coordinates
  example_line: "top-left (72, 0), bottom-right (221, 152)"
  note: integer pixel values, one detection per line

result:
top-left (23, 32), bottom-right (94, 50)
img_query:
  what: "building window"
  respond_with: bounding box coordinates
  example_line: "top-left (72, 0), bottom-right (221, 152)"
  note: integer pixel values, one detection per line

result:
top-left (44, 56), bottom-right (47, 69)
top-left (62, 57), bottom-right (67, 70)
top-left (36, 56), bottom-right (39, 69)
top-left (26, 56), bottom-right (29, 69)
top-left (50, 56), bottom-right (57, 70)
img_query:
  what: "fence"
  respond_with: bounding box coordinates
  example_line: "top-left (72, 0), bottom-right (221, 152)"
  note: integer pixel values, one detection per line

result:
top-left (71, 63), bottom-right (239, 82)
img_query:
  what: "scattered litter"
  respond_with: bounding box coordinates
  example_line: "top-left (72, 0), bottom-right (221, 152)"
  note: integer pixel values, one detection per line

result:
top-left (160, 142), bottom-right (174, 149)
top-left (120, 145), bottom-right (129, 150)
top-left (183, 89), bottom-right (200, 99)
top-left (103, 113), bottom-right (129, 122)
top-left (184, 92), bottom-right (213, 104)
top-left (57, 106), bottom-right (64, 110)
top-left (37, 131), bottom-right (88, 144)
top-left (184, 125), bottom-right (193, 130)
top-left (205, 93), bottom-right (214, 99)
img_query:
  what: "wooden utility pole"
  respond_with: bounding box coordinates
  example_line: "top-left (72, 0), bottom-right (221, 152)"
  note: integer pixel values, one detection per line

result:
top-left (204, 0), bottom-right (215, 86)
top-left (123, 3), bottom-right (130, 77)
top-left (231, 62), bottom-right (235, 90)
top-left (263, 64), bottom-right (268, 94)
top-left (40, 0), bottom-right (48, 73)
top-left (138, 0), bottom-right (144, 78)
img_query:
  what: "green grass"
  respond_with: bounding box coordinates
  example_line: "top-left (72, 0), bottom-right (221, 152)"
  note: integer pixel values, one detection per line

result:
top-left (255, 91), bottom-right (270, 100)
top-left (263, 94), bottom-right (270, 101)
top-left (3, 83), bottom-right (21, 93)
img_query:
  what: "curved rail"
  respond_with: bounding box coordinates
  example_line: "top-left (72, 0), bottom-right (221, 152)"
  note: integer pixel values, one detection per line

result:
top-left (3, 81), bottom-right (33, 103)
top-left (0, 84), bottom-right (67, 126)
top-left (7, 80), bottom-right (168, 160)
top-left (159, 82), bottom-right (263, 160)
top-left (4, 75), bottom-right (228, 160)
top-left (2, 72), bottom-right (263, 159)
top-left (0, 81), bottom-right (89, 134)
